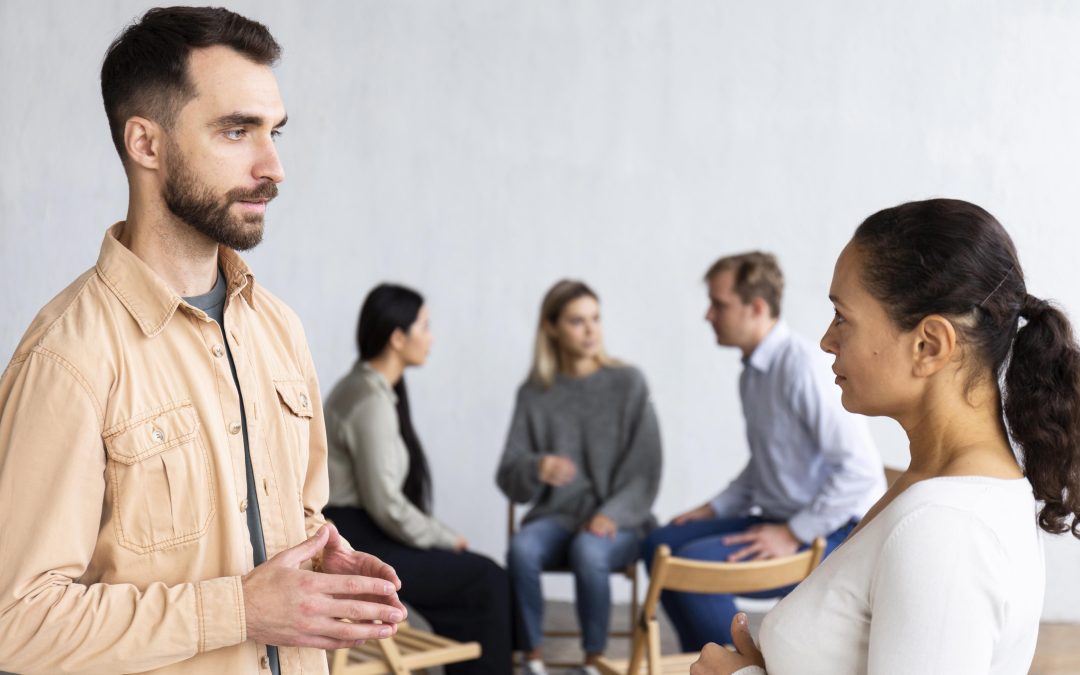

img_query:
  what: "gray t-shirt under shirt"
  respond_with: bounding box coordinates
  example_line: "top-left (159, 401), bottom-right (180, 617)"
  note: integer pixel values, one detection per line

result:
top-left (184, 270), bottom-right (279, 675)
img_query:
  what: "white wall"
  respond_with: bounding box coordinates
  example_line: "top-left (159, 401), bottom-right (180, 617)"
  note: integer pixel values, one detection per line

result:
top-left (2, 0), bottom-right (1079, 619)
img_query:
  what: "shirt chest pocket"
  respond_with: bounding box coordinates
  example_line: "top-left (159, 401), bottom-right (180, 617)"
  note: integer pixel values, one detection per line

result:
top-left (102, 401), bottom-right (215, 553)
top-left (274, 379), bottom-right (314, 486)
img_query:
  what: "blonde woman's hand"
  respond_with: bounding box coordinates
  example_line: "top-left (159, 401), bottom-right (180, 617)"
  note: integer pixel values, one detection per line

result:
top-left (586, 513), bottom-right (618, 538)
top-left (538, 455), bottom-right (577, 486)
top-left (689, 613), bottom-right (765, 675)
top-left (454, 535), bottom-right (469, 552)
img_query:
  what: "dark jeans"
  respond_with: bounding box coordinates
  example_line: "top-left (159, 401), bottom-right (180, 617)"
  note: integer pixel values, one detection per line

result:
top-left (324, 506), bottom-right (515, 675)
top-left (640, 516), bottom-right (855, 651)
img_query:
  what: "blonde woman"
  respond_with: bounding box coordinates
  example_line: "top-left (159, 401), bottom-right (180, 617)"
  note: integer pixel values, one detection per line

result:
top-left (497, 280), bottom-right (663, 675)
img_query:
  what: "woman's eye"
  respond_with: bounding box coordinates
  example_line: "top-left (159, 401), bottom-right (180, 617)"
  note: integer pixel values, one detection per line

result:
top-left (833, 310), bottom-right (846, 325)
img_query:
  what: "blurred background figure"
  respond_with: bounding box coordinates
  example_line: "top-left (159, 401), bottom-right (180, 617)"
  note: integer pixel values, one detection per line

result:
top-left (324, 283), bottom-right (514, 675)
top-left (498, 280), bottom-right (662, 675)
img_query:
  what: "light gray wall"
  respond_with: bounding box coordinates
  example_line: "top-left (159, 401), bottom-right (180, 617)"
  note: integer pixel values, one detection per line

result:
top-left (2, 1), bottom-right (1079, 620)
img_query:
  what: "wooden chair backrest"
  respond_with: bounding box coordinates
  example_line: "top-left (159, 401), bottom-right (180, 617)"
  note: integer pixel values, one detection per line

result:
top-left (611, 539), bottom-right (825, 675)
top-left (650, 537), bottom-right (824, 597)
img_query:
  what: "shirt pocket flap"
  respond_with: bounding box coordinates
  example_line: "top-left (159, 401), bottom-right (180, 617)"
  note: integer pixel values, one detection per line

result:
top-left (103, 401), bottom-right (200, 466)
top-left (275, 379), bottom-right (314, 418)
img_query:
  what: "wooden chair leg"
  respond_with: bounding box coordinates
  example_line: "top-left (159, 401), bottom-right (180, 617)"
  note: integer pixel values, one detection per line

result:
top-left (329, 647), bottom-right (350, 675)
top-left (625, 618), bottom-right (648, 675)
top-left (646, 619), bottom-right (661, 675)
top-left (375, 633), bottom-right (410, 675)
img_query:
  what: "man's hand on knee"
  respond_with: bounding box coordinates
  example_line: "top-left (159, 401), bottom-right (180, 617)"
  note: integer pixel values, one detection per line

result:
top-left (243, 525), bottom-right (407, 649)
top-left (722, 523), bottom-right (800, 561)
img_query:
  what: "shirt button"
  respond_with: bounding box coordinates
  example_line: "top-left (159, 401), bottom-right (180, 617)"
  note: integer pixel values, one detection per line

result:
top-left (151, 428), bottom-right (165, 443)
top-left (260, 655), bottom-right (269, 669)
top-left (212, 344), bottom-right (225, 358)
top-left (228, 421), bottom-right (242, 435)
top-left (299, 392), bottom-right (309, 408)
top-left (239, 499), bottom-right (248, 512)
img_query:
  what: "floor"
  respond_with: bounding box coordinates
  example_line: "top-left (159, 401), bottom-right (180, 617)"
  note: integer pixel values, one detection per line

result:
top-left (536, 601), bottom-right (1080, 675)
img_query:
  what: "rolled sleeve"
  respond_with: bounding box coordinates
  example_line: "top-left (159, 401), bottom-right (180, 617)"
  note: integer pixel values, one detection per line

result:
top-left (709, 462), bottom-right (755, 518)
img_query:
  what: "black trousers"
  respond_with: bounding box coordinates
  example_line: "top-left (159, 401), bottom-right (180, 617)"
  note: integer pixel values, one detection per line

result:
top-left (324, 506), bottom-right (515, 674)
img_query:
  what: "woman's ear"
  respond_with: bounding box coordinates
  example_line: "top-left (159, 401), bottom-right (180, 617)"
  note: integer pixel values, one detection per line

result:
top-left (911, 315), bottom-right (957, 378)
top-left (387, 327), bottom-right (407, 353)
top-left (542, 320), bottom-right (559, 340)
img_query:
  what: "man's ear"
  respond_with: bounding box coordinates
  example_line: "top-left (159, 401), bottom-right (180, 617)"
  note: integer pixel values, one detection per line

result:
top-left (123, 116), bottom-right (164, 170)
top-left (750, 296), bottom-right (771, 319)
top-left (911, 315), bottom-right (957, 378)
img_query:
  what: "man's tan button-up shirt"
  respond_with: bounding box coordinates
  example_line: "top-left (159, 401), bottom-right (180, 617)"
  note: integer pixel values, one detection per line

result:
top-left (0, 224), bottom-right (330, 674)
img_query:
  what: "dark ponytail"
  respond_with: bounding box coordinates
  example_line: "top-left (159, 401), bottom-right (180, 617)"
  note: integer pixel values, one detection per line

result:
top-left (853, 199), bottom-right (1080, 537)
top-left (1004, 294), bottom-right (1080, 536)
top-left (356, 284), bottom-right (432, 514)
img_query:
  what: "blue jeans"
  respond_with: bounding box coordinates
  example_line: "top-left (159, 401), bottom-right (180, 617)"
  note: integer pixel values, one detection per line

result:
top-left (641, 516), bottom-right (855, 652)
top-left (507, 516), bottom-right (641, 654)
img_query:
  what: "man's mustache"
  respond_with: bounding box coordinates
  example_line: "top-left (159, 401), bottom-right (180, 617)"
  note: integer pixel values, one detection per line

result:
top-left (227, 182), bottom-right (279, 203)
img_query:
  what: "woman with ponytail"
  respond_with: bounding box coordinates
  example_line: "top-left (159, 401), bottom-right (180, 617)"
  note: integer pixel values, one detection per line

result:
top-left (323, 283), bottom-right (513, 674)
top-left (694, 199), bottom-right (1080, 674)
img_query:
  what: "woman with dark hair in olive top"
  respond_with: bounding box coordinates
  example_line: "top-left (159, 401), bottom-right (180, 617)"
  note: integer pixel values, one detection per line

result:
top-left (323, 283), bottom-right (513, 674)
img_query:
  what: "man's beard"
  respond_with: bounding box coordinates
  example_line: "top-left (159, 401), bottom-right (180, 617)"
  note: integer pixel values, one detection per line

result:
top-left (162, 147), bottom-right (278, 251)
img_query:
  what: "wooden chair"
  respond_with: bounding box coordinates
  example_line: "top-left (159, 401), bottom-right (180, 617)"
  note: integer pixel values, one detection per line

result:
top-left (328, 621), bottom-right (481, 675)
top-left (594, 538), bottom-right (826, 675)
top-left (508, 502), bottom-right (639, 667)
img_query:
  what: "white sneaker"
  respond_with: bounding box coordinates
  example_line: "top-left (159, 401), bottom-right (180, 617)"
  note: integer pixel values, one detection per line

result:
top-left (571, 666), bottom-right (601, 675)
top-left (523, 658), bottom-right (548, 675)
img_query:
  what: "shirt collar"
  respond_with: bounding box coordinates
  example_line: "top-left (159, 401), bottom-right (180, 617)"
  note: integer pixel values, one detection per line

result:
top-left (744, 320), bottom-right (790, 372)
top-left (359, 361), bottom-right (399, 404)
top-left (95, 222), bottom-right (258, 338)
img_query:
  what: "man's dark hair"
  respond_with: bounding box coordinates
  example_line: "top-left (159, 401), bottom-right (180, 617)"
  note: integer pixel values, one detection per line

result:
top-left (100, 6), bottom-right (281, 162)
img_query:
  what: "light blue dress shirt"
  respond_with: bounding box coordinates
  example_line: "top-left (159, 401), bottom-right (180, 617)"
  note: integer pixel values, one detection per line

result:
top-left (710, 321), bottom-right (886, 542)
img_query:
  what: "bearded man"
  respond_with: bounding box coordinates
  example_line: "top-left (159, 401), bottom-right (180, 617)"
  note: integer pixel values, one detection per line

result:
top-left (0, 7), bottom-right (405, 674)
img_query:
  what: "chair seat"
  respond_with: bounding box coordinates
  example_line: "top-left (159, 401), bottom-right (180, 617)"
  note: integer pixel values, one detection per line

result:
top-left (594, 651), bottom-right (699, 675)
top-left (331, 624), bottom-right (481, 674)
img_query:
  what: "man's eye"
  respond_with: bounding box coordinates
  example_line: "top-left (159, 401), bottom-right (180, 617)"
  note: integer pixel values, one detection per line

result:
top-left (271, 129), bottom-right (282, 141)
top-left (225, 129), bottom-right (246, 140)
